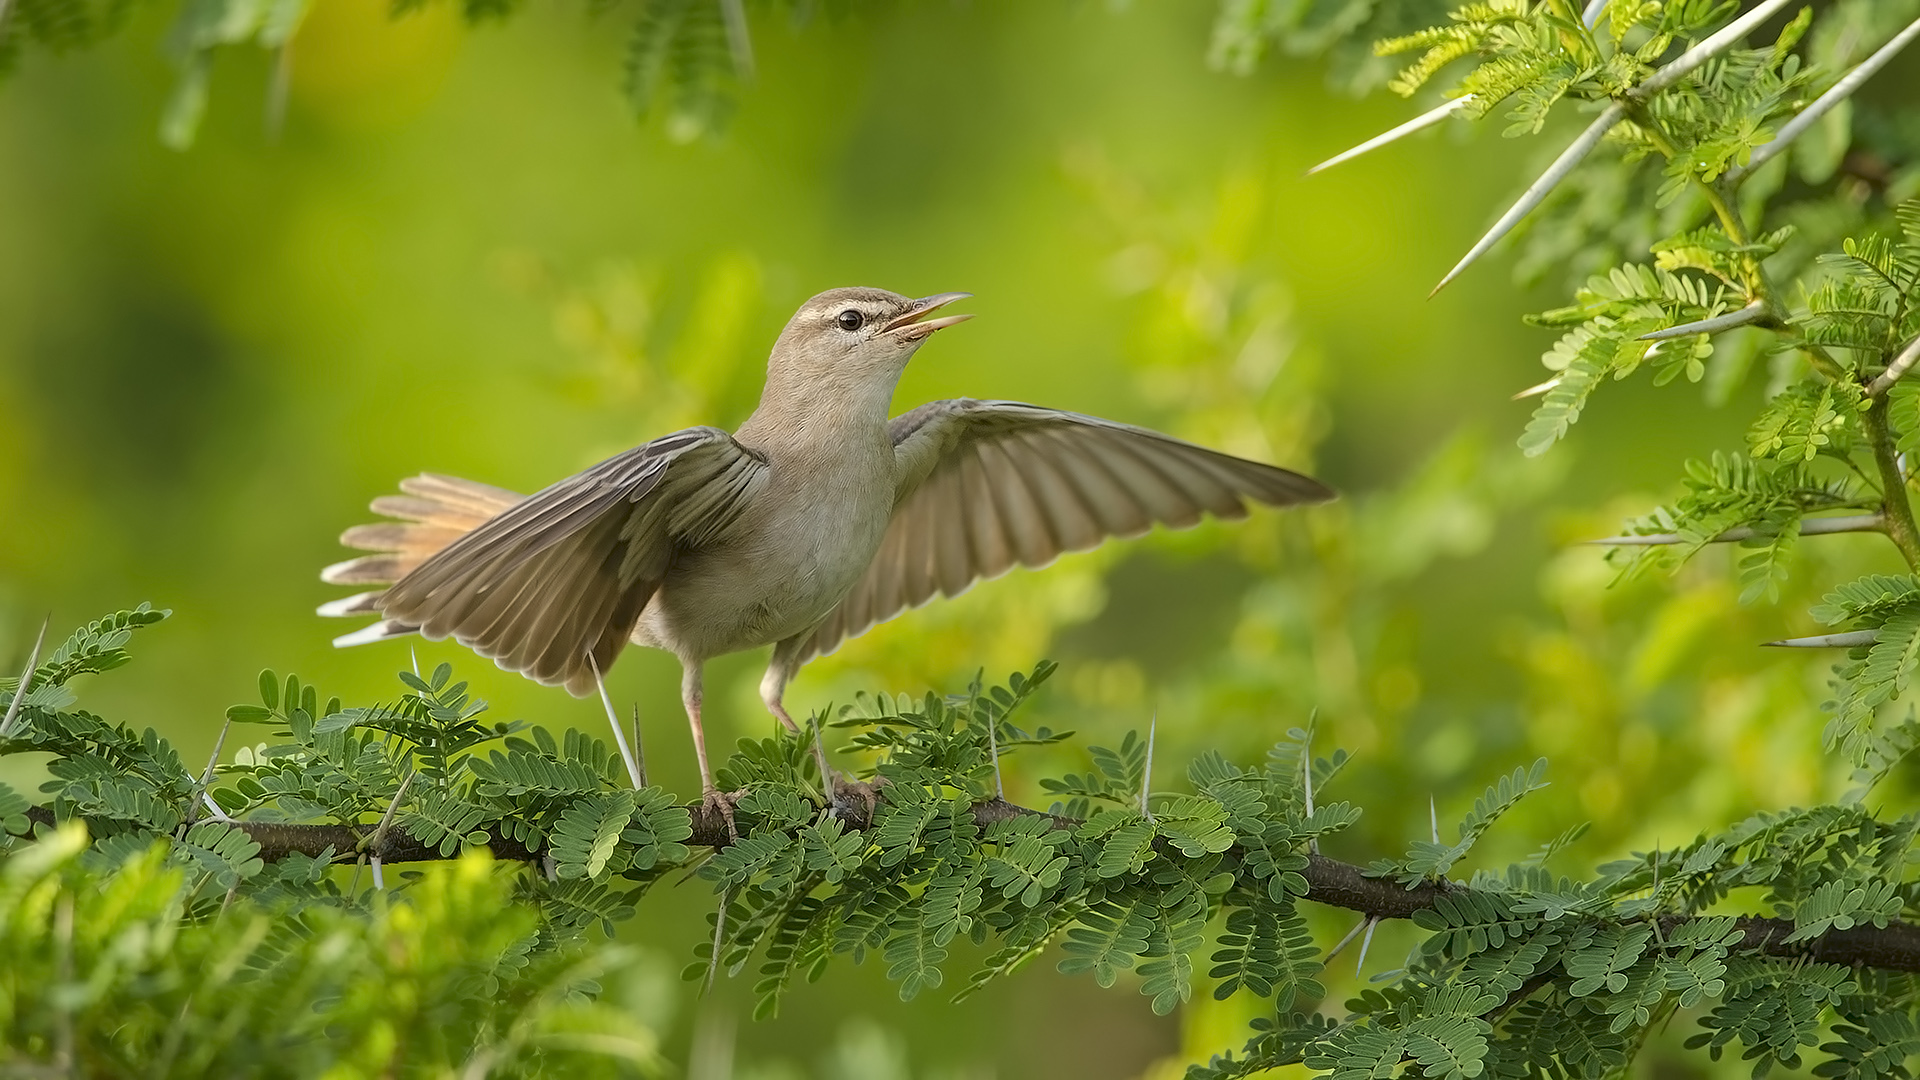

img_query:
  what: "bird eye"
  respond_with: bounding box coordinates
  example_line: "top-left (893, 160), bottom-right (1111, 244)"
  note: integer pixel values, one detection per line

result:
top-left (836, 309), bottom-right (864, 332)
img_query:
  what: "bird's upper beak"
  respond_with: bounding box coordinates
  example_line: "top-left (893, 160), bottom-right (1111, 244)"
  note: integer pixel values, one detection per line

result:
top-left (884, 292), bottom-right (975, 340)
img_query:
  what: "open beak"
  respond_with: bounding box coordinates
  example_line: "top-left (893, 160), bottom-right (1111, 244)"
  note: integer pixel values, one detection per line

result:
top-left (884, 292), bottom-right (975, 340)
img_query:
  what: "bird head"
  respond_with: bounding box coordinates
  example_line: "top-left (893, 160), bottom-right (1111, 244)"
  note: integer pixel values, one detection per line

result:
top-left (752, 288), bottom-right (973, 431)
top-left (773, 287), bottom-right (973, 374)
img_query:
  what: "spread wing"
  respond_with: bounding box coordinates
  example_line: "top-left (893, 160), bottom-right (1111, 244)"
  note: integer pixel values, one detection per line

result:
top-left (320, 427), bottom-right (768, 695)
top-left (795, 399), bottom-right (1334, 662)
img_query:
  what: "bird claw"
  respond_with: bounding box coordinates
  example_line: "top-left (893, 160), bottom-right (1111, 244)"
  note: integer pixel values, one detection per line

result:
top-left (829, 775), bottom-right (881, 825)
top-left (702, 786), bottom-right (745, 841)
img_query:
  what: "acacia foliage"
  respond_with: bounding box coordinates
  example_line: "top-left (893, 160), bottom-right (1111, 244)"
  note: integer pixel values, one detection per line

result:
top-left (4, 607), bottom-right (1920, 1078)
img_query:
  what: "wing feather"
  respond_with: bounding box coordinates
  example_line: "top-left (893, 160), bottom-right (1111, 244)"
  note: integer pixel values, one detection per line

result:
top-left (321, 427), bottom-right (767, 695)
top-left (797, 399), bottom-right (1331, 662)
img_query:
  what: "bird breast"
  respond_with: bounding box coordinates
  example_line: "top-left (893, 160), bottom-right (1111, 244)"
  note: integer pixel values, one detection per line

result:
top-left (636, 439), bottom-right (898, 660)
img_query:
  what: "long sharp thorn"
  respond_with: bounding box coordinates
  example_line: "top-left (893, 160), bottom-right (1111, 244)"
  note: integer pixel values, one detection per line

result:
top-left (1431, 101), bottom-right (1627, 296)
top-left (1303, 730), bottom-right (1318, 856)
top-left (705, 888), bottom-right (729, 997)
top-left (1632, 0), bottom-right (1798, 99)
top-left (1430, 795), bottom-right (1440, 844)
top-left (1582, 0), bottom-right (1607, 27)
top-left (369, 770), bottom-right (415, 855)
top-left (0, 616), bottom-right (50, 740)
top-left (371, 856), bottom-right (384, 891)
top-left (1763, 630), bottom-right (1881, 648)
top-left (1324, 914), bottom-right (1369, 963)
top-left (1588, 513), bottom-right (1885, 546)
top-left (200, 792), bottom-right (233, 823)
top-left (1730, 17), bottom-right (1920, 184)
top-left (186, 716), bottom-right (236, 828)
top-left (1356, 917), bottom-right (1381, 976)
top-left (409, 645), bottom-right (420, 679)
top-left (1307, 96), bottom-right (1474, 176)
top-left (1139, 710), bottom-right (1157, 820)
top-left (587, 652), bottom-right (644, 789)
top-left (987, 704), bottom-right (1005, 801)
top-left (1637, 300), bottom-right (1766, 340)
top-left (1869, 335), bottom-right (1920, 397)
top-left (1513, 376), bottom-right (1562, 400)
top-left (719, 0), bottom-right (754, 82)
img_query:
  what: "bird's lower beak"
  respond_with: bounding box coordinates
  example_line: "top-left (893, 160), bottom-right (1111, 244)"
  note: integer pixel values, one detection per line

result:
top-left (884, 292), bottom-right (975, 339)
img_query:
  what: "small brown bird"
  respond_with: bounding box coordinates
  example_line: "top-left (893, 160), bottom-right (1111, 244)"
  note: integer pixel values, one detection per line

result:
top-left (320, 288), bottom-right (1332, 809)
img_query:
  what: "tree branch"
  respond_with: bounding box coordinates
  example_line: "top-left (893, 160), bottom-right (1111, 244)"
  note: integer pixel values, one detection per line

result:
top-left (1862, 392), bottom-right (1920, 569)
top-left (24, 799), bottom-right (1920, 974)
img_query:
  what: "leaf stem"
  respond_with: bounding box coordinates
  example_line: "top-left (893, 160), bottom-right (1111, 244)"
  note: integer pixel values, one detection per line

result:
top-left (1862, 393), bottom-right (1920, 569)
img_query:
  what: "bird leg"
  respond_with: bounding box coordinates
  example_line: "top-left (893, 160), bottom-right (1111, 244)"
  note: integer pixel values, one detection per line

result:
top-left (682, 662), bottom-right (739, 839)
top-left (760, 648), bottom-right (839, 800)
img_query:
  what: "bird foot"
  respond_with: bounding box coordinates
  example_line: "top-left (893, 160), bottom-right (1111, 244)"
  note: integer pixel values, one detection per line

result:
top-left (701, 786), bottom-right (745, 842)
top-left (828, 774), bottom-right (883, 826)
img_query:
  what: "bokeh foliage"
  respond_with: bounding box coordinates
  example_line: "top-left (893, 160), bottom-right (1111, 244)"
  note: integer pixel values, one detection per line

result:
top-left (8, 0), bottom-right (1920, 1078)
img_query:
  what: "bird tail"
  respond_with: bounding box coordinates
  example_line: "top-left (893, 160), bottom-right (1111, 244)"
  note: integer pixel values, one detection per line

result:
top-left (318, 474), bottom-right (525, 647)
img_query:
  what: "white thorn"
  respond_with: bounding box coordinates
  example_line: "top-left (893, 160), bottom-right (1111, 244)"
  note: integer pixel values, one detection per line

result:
top-left (200, 792), bottom-right (234, 823)
top-left (1582, 0), bottom-right (1607, 27)
top-left (1139, 711), bottom-right (1157, 820)
top-left (719, 0), bottom-right (754, 81)
top-left (1729, 17), bottom-right (1920, 185)
top-left (1430, 795), bottom-right (1440, 844)
top-left (587, 652), bottom-right (644, 789)
top-left (1763, 630), bottom-right (1882, 648)
top-left (1307, 96), bottom-right (1474, 176)
top-left (371, 855), bottom-right (385, 891)
top-left (1432, 101), bottom-right (1627, 296)
top-left (1303, 729), bottom-right (1318, 856)
top-left (1869, 336), bottom-right (1920, 398)
top-left (370, 770), bottom-right (415, 852)
top-left (705, 887), bottom-right (729, 996)
top-left (1356, 917), bottom-right (1381, 975)
top-left (987, 705), bottom-right (1004, 801)
top-left (1632, 0), bottom-right (1800, 99)
top-left (1324, 914), bottom-right (1369, 963)
top-left (1588, 513), bottom-right (1885, 546)
top-left (1637, 300), bottom-right (1767, 340)
top-left (410, 646), bottom-right (420, 679)
top-left (1513, 376), bottom-right (1563, 400)
top-left (0, 616), bottom-right (49, 739)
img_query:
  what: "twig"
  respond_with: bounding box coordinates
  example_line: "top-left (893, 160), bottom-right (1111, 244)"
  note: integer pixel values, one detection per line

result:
top-left (1864, 394), bottom-right (1920, 569)
top-left (1588, 513), bottom-right (1884, 546)
top-left (22, 804), bottom-right (1920, 972)
top-left (1727, 17), bottom-right (1920, 185)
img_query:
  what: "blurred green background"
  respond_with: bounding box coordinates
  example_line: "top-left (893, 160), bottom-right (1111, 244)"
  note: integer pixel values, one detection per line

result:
top-left (2, 3), bottom-right (1910, 1076)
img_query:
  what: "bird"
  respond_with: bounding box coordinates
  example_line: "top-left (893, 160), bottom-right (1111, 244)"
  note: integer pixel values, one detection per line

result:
top-left (318, 287), bottom-right (1333, 817)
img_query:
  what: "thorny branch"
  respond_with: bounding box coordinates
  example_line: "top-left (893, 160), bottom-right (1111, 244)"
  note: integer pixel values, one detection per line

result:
top-left (23, 796), bottom-right (1920, 974)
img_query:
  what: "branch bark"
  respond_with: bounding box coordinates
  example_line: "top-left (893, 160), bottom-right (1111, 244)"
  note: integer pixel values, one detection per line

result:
top-left (24, 800), bottom-right (1920, 973)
